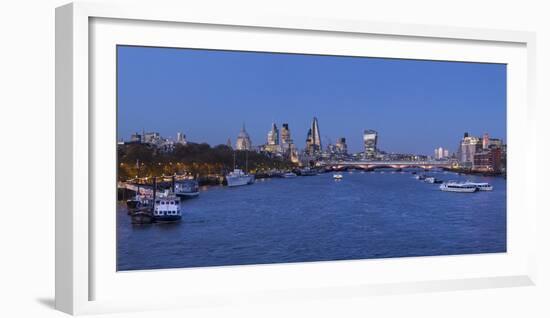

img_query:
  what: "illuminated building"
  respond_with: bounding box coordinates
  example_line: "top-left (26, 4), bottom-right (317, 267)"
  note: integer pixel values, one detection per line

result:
top-left (459, 132), bottom-right (481, 164)
top-left (335, 137), bottom-right (348, 154)
top-left (305, 117), bottom-right (322, 155)
top-left (363, 129), bottom-right (378, 159)
top-left (235, 123), bottom-right (252, 151)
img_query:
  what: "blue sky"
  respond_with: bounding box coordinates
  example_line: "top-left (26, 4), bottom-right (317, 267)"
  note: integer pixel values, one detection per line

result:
top-left (117, 45), bottom-right (506, 155)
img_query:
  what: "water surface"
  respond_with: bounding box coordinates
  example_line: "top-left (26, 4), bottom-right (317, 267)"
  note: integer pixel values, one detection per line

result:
top-left (117, 170), bottom-right (506, 270)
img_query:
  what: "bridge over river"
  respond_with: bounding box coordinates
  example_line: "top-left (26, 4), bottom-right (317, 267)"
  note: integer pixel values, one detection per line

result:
top-left (317, 160), bottom-right (453, 170)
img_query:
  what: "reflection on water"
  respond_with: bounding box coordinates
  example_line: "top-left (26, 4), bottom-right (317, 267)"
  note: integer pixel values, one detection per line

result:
top-left (117, 170), bottom-right (506, 271)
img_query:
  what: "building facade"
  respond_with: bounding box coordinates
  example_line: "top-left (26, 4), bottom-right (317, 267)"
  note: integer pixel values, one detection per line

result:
top-left (459, 132), bottom-right (482, 165)
top-left (363, 129), bottom-right (378, 159)
top-left (434, 146), bottom-right (449, 160)
top-left (335, 137), bottom-right (348, 154)
top-left (473, 147), bottom-right (502, 172)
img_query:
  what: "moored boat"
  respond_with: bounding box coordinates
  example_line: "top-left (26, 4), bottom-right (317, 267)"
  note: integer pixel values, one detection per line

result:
top-left (226, 169), bottom-right (255, 187)
top-left (130, 208), bottom-right (154, 225)
top-left (226, 151), bottom-right (255, 187)
top-left (174, 179), bottom-right (200, 199)
top-left (126, 194), bottom-right (153, 213)
top-left (282, 172), bottom-right (297, 178)
top-left (153, 192), bottom-right (182, 222)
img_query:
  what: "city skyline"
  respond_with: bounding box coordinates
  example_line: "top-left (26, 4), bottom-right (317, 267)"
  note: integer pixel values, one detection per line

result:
top-left (117, 46), bottom-right (507, 154)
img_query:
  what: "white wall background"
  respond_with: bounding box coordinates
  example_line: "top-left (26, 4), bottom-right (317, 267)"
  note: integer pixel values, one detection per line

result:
top-left (0, 0), bottom-right (548, 317)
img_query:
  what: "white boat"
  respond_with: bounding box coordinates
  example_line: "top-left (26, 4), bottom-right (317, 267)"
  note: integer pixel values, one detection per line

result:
top-left (226, 169), bottom-right (255, 187)
top-left (333, 173), bottom-right (343, 180)
top-left (439, 181), bottom-right (478, 193)
top-left (464, 181), bottom-right (493, 191)
top-left (174, 179), bottom-right (200, 198)
top-left (153, 192), bottom-right (182, 222)
top-left (226, 151), bottom-right (255, 187)
top-left (282, 172), bottom-right (297, 178)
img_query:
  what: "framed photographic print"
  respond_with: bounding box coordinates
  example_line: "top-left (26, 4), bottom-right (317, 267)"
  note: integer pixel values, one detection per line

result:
top-left (56, 1), bottom-right (538, 315)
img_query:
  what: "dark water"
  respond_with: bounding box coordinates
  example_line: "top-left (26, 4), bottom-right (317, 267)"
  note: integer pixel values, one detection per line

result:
top-left (117, 170), bottom-right (506, 271)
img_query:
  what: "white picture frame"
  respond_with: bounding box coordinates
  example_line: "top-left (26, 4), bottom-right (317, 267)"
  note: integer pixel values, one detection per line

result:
top-left (56, 1), bottom-right (537, 315)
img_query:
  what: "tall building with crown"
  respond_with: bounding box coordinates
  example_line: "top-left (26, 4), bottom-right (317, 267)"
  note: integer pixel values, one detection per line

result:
top-left (235, 123), bottom-right (252, 151)
top-left (305, 117), bottom-right (322, 155)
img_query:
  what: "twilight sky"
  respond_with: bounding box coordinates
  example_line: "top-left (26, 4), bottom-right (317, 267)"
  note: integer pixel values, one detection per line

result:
top-left (117, 45), bottom-right (506, 155)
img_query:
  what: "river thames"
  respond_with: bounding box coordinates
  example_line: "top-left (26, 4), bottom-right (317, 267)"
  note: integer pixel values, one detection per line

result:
top-left (117, 170), bottom-right (506, 271)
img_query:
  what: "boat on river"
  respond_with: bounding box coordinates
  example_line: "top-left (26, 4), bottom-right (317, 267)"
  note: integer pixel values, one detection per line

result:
top-left (282, 172), bottom-right (297, 178)
top-left (153, 191), bottom-right (182, 223)
top-left (226, 151), bottom-right (255, 187)
top-left (424, 176), bottom-right (443, 184)
top-left (464, 181), bottom-right (493, 191)
top-left (131, 208), bottom-right (154, 225)
top-left (333, 173), bottom-right (343, 180)
top-left (174, 179), bottom-right (200, 198)
top-left (439, 181), bottom-right (478, 193)
top-left (227, 169), bottom-right (255, 187)
top-left (126, 193), bottom-right (153, 213)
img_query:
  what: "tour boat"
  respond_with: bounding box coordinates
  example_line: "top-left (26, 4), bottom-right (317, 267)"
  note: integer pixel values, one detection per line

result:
top-left (333, 173), bottom-right (343, 180)
top-left (464, 181), bottom-right (493, 191)
top-left (226, 169), bottom-right (255, 187)
top-left (174, 179), bottom-right (200, 199)
top-left (153, 192), bottom-right (182, 222)
top-left (439, 181), bottom-right (478, 193)
top-left (282, 172), bottom-right (297, 178)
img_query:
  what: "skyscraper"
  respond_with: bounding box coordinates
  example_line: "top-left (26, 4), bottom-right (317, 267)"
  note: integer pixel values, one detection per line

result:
top-left (335, 137), bottom-right (348, 154)
top-left (459, 132), bottom-right (482, 164)
top-left (281, 123), bottom-right (291, 145)
top-left (265, 123), bottom-right (282, 154)
top-left (363, 129), bottom-right (378, 159)
top-left (434, 147), bottom-right (449, 160)
top-left (305, 117), bottom-right (322, 155)
top-left (235, 123), bottom-right (252, 151)
top-left (267, 123), bottom-right (279, 145)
